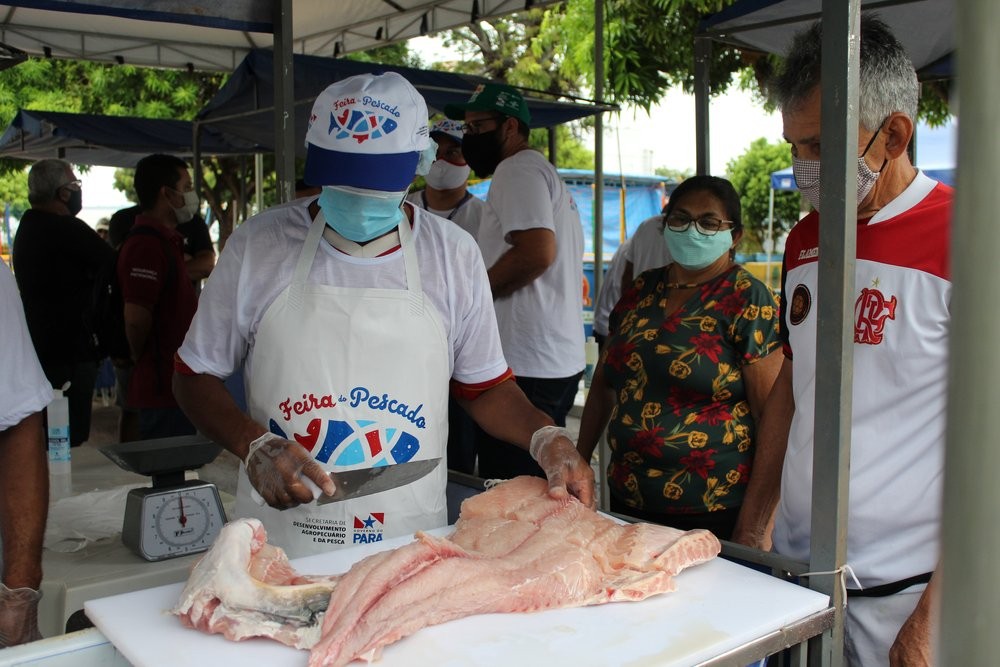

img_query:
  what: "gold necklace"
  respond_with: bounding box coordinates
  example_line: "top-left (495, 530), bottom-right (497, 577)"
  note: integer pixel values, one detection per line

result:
top-left (665, 263), bottom-right (733, 289)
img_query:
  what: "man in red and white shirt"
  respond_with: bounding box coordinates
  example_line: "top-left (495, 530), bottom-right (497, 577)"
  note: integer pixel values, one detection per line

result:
top-left (732, 17), bottom-right (950, 666)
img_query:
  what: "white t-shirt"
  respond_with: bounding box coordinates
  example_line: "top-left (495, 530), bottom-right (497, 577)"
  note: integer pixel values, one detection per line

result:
top-left (623, 214), bottom-right (672, 276)
top-left (773, 172), bottom-right (951, 587)
top-left (0, 263), bottom-right (52, 430)
top-left (476, 150), bottom-right (585, 378)
top-left (592, 237), bottom-right (631, 338)
top-left (178, 200), bottom-right (508, 388)
top-left (406, 190), bottom-right (486, 241)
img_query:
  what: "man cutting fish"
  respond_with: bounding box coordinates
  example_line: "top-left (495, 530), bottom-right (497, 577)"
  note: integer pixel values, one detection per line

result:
top-left (173, 72), bottom-right (595, 557)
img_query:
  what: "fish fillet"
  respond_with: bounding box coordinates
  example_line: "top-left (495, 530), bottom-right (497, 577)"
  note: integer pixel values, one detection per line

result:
top-left (309, 476), bottom-right (720, 666)
top-left (173, 517), bottom-right (340, 649)
top-left (174, 476), bottom-right (720, 665)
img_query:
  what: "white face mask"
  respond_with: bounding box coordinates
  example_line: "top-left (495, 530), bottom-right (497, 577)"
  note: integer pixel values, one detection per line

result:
top-left (424, 159), bottom-right (471, 191)
top-left (173, 189), bottom-right (200, 224)
top-left (792, 119), bottom-right (886, 212)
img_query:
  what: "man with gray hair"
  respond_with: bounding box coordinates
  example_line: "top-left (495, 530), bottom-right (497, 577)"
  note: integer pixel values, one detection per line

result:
top-left (12, 159), bottom-right (113, 447)
top-left (732, 16), bottom-right (950, 665)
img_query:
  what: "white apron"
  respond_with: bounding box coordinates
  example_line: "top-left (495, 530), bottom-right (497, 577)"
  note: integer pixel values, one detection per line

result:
top-left (235, 210), bottom-right (450, 557)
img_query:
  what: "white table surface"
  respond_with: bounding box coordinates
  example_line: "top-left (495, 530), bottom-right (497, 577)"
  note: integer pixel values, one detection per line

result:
top-left (86, 528), bottom-right (829, 667)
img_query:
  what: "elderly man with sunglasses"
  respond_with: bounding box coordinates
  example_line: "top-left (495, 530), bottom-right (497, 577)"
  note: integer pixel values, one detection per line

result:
top-left (13, 159), bottom-right (113, 447)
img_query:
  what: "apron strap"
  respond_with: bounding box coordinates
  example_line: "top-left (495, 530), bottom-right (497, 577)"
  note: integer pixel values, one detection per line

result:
top-left (295, 205), bottom-right (425, 314)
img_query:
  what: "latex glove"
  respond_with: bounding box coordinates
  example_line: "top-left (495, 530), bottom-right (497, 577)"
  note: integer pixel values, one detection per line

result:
top-left (244, 432), bottom-right (336, 510)
top-left (0, 582), bottom-right (42, 648)
top-left (529, 425), bottom-right (596, 510)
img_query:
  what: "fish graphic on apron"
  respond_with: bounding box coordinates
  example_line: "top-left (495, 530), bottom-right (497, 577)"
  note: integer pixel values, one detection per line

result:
top-left (235, 210), bottom-right (449, 557)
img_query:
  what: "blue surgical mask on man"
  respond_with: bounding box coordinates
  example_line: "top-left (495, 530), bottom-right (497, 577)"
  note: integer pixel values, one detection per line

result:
top-left (318, 185), bottom-right (407, 243)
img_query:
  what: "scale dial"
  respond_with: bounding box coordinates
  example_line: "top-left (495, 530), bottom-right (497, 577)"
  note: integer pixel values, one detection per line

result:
top-left (132, 483), bottom-right (226, 561)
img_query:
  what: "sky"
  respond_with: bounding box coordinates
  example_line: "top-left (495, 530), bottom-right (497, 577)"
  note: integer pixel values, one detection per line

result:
top-left (407, 36), bottom-right (785, 176)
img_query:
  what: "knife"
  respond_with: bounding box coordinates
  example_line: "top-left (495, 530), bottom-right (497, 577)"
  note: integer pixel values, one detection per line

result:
top-left (309, 458), bottom-right (442, 505)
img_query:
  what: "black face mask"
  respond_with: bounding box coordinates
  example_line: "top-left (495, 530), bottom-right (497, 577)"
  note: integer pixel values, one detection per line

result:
top-left (461, 129), bottom-right (504, 178)
top-left (64, 188), bottom-right (83, 217)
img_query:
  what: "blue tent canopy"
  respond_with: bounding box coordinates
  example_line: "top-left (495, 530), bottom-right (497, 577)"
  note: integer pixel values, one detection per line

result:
top-left (0, 108), bottom-right (261, 167)
top-left (697, 0), bottom-right (954, 80)
top-left (196, 49), bottom-right (613, 158)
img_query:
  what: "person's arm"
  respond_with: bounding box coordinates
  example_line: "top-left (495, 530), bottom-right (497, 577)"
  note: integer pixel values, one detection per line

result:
top-left (742, 348), bottom-right (784, 424)
top-left (173, 372), bottom-right (334, 508)
top-left (0, 411), bottom-right (47, 647)
top-left (731, 357), bottom-right (794, 550)
top-left (486, 228), bottom-right (556, 299)
top-left (576, 357), bottom-right (615, 463)
top-left (457, 378), bottom-right (595, 508)
top-left (123, 302), bottom-right (153, 364)
top-left (185, 248), bottom-right (216, 282)
top-left (621, 260), bottom-right (635, 289)
top-left (889, 566), bottom-right (938, 666)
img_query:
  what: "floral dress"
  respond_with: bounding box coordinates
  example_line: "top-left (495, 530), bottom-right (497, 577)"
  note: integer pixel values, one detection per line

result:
top-left (603, 264), bottom-right (780, 517)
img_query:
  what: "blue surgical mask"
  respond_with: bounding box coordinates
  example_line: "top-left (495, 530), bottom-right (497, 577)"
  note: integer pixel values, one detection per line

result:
top-left (662, 227), bottom-right (733, 271)
top-left (318, 185), bottom-right (406, 242)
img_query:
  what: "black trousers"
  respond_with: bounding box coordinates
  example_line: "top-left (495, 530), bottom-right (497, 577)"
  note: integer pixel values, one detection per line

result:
top-left (476, 372), bottom-right (583, 480)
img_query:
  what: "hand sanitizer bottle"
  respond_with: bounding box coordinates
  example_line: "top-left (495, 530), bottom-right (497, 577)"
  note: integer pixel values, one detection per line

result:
top-left (47, 384), bottom-right (71, 475)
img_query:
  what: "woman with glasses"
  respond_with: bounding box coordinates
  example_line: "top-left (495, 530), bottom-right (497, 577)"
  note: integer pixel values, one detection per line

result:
top-left (577, 175), bottom-right (782, 540)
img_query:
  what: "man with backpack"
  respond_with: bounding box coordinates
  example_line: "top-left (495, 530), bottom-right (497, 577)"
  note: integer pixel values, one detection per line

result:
top-left (118, 154), bottom-right (198, 439)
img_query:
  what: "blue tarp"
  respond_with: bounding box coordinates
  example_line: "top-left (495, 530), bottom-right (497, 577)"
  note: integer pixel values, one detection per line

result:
top-left (196, 49), bottom-right (612, 159)
top-left (0, 108), bottom-right (261, 167)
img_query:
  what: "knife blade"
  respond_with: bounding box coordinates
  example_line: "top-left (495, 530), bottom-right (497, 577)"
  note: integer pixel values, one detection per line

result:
top-left (313, 458), bottom-right (441, 505)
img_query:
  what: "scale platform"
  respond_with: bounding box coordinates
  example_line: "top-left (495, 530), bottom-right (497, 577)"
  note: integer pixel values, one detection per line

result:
top-left (100, 435), bottom-right (228, 562)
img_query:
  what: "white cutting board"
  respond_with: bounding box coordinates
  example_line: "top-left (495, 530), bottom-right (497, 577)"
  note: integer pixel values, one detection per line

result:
top-left (85, 527), bottom-right (828, 667)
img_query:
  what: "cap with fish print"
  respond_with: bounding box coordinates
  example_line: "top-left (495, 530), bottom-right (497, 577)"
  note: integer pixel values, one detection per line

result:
top-left (305, 72), bottom-right (433, 191)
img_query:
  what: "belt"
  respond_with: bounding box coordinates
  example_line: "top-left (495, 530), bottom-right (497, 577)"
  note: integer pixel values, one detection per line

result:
top-left (847, 571), bottom-right (932, 598)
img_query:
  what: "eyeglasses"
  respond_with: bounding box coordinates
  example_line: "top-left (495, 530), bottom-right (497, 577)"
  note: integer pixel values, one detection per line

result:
top-left (59, 179), bottom-right (82, 191)
top-left (665, 212), bottom-right (735, 236)
top-left (460, 115), bottom-right (505, 135)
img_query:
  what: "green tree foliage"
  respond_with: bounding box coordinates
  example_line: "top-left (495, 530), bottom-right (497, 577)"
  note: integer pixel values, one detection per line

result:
top-left (725, 137), bottom-right (800, 253)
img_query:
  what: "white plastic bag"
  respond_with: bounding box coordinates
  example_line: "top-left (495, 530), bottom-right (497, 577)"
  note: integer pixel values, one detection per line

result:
top-left (43, 484), bottom-right (144, 553)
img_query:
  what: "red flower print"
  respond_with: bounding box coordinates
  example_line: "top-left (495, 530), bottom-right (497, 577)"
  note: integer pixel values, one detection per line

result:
top-left (615, 285), bottom-right (641, 314)
top-left (661, 310), bottom-right (683, 333)
top-left (609, 462), bottom-right (631, 486)
top-left (690, 332), bottom-right (724, 363)
top-left (737, 463), bottom-right (750, 484)
top-left (629, 426), bottom-right (665, 458)
top-left (716, 291), bottom-right (746, 317)
top-left (668, 386), bottom-right (711, 417)
top-left (605, 340), bottom-right (637, 372)
top-left (694, 403), bottom-right (733, 426)
top-left (680, 449), bottom-right (717, 480)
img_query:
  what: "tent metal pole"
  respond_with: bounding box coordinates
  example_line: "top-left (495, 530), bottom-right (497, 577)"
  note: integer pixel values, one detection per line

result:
top-left (272, 0), bottom-right (295, 204)
top-left (766, 186), bottom-right (774, 289)
top-left (255, 153), bottom-right (264, 214)
top-left (694, 37), bottom-right (711, 175)
top-left (940, 0), bottom-right (1000, 663)
top-left (592, 0), bottom-right (605, 301)
top-left (807, 2), bottom-right (860, 665)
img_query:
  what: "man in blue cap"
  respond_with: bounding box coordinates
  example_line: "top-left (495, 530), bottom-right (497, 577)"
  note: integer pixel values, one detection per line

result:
top-left (446, 83), bottom-right (586, 481)
top-left (174, 73), bottom-right (594, 558)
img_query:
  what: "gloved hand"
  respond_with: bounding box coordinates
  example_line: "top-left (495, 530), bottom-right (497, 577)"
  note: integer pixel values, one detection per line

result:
top-left (529, 425), bottom-right (596, 510)
top-left (0, 582), bottom-right (42, 648)
top-left (244, 432), bottom-right (336, 510)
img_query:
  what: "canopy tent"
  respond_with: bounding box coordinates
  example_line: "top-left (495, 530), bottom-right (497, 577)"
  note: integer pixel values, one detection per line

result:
top-left (0, 1), bottom-right (563, 71)
top-left (0, 108), bottom-right (262, 167)
top-left (194, 49), bottom-right (614, 160)
top-left (697, 0), bottom-right (954, 81)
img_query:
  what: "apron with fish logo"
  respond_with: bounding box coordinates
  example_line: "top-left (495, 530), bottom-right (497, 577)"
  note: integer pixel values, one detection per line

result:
top-left (235, 209), bottom-right (449, 557)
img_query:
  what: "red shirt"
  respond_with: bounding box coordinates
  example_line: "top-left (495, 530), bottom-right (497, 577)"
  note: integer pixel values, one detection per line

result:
top-left (118, 216), bottom-right (197, 408)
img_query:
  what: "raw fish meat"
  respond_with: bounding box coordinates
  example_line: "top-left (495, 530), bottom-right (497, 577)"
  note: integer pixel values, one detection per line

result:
top-left (173, 518), bottom-right (340, 649)
top-left (308, 476), bottom-right (720, 666)
top-left (174, 476), bottom-right (720, 666)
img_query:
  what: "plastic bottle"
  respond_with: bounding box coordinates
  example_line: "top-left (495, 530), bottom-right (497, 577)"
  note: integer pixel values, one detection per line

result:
top-left (584, 336), bottom-right (599, 388)
top-left (47, 385), bottom-right (71, 475)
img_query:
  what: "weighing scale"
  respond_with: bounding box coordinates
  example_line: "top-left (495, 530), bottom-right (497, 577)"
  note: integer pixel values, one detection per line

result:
top-left (101, 436), bottom-right (227, 562)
